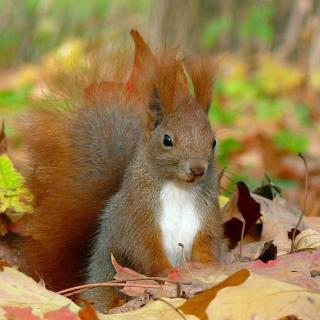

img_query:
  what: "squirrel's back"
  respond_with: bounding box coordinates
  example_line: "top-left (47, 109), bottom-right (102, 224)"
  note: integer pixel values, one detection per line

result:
top-left (21, 100), bottom-right (142, 290)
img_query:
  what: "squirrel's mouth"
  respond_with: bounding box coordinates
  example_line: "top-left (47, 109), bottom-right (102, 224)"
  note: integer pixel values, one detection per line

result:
top-left (186, 177), bottom-right (196, 183)
top-left (177, 174), bottom-right (204, 185)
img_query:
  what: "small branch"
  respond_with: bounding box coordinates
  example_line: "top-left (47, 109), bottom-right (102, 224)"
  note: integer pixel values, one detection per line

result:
top-left (291, 153), bottom-right (309, 253)
top-left (111, 277), bottom-right (191, 285)
top-left (178, 243), bottom-right (193, 278)
top-left (57, 277), bottom-right (192, 297)
top-left (57, 282), bottom-right (159, 296)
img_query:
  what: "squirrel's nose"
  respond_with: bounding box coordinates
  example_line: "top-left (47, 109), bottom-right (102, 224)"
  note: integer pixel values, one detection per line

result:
top-left (190, 166), bottom-right (205, 177)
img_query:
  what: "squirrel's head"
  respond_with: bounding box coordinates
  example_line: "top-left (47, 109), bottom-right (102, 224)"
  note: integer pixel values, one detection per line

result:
top-left (143, 52), bottom-right (217, 186)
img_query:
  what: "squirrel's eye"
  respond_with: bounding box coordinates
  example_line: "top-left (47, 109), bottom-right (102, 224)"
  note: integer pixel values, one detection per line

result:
top-left (212, 139), bottom-right (217, 149)
top-left (163, 134), bottom-right (173, 147)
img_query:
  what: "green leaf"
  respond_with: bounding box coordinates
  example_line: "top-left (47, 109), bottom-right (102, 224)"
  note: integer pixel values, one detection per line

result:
top-left (0, 154), bottom-right (33, 222)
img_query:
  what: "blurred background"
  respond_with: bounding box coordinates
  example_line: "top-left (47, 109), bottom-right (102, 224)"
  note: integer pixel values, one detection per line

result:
top-left (1, 0), bottom-right (320, 215)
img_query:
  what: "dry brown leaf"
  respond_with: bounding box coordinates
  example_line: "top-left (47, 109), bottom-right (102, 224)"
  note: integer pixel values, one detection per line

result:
top-left (252, 195), bottom-right (319, 253)
top-left (223, 182), bottom-right (262, 248)
top-left (111, 254), bottom-right (159, 297)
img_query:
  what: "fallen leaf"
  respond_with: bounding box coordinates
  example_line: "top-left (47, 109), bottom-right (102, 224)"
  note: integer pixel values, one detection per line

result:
top-left (3, 306), bottom-right (40, 320)
top-left (205, 271), bottom-right (320, 320)
top-left (0, 267), bottom-right (80, 318)
top-left (0, 154), bottom-right (33, 222)
top-left (252, 194), bottom-right (317, 253)
top-left (111, 254), bottom-right (159, 297)
top-left (294, 228), bottom-right (320, 251)
top-left (178, 269), bottom-right (250, 320)
top-left (43, 306), bottom-right (79, 320)
top-left (248, 251), bottom-right (320, 292)
top-left (223, 182), bottom-right (262, 247)
top-left (250, 259), bottom-right (278, 269)
top-left (253, 180), bottom-right (281, 200)
top-left (256, 240), bottom-right (277, 263)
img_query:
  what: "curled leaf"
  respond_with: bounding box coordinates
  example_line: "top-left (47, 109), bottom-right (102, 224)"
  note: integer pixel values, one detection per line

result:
top-left (294, 228), bottom-right (320, 251)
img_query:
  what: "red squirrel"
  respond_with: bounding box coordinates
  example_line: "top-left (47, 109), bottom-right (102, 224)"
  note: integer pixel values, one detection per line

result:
top-left (19, 30), bottom-right (222, 311)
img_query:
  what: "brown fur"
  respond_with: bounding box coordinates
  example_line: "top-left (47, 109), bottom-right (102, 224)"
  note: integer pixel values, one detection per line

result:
top-left (20, 99), bottom-right (143, 290)
top-left (19, 31), bottom-right (222, 311)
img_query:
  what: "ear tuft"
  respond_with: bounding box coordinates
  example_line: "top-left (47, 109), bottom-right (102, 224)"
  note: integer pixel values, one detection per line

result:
top-left (128, 30), bottom-right (156, 97)
top-left (185, 57), bottom-right (216, 113)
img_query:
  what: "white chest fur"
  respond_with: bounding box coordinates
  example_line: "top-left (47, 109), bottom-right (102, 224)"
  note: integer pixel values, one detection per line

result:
top-left (159, 182), bottom-right (200, 266)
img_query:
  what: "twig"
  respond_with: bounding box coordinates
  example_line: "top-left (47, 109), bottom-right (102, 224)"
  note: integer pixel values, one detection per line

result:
top-left (111, 277), bottom-right (191, 285)
top-left (57, 277), bottom-right (192, 297)
top-left (291, 153), bottom-right (309, 253)
top-left (57, 282), bottom-right (160, 296)
top-left (154, 297), bottom-right (186, 320)
top-left (178, 243), bottom-right (193, 278)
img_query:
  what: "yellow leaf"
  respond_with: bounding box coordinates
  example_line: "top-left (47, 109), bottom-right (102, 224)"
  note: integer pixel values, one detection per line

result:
top-left (0, 154), bottom-right (33, 222)
top-left (203, 272), bottom-right (320, 320)
top-left (257, 55), bottom-right (304, 94)
top-left (42, 39), bottom-right (86, 71)
top-left (219, 195), bottom-right (229, 208)
top-left (179, 269), bottom-right (250, 320)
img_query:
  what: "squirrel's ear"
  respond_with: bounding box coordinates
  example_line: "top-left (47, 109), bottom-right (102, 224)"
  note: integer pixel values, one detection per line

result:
top-left (144, 49), bottom-right (190, 130)
top-left (185, 57), bottom-right (216, 113)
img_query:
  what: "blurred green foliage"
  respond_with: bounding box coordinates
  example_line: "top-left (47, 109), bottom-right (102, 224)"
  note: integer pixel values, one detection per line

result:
top-left (0, 87), bottom-right (32, 111)
top-left (202, 17), bottom-right (232, 48)
top-left (0, 0), bottom-right (151, 66)
top-left (239, 3), bottom-right (274, 41)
